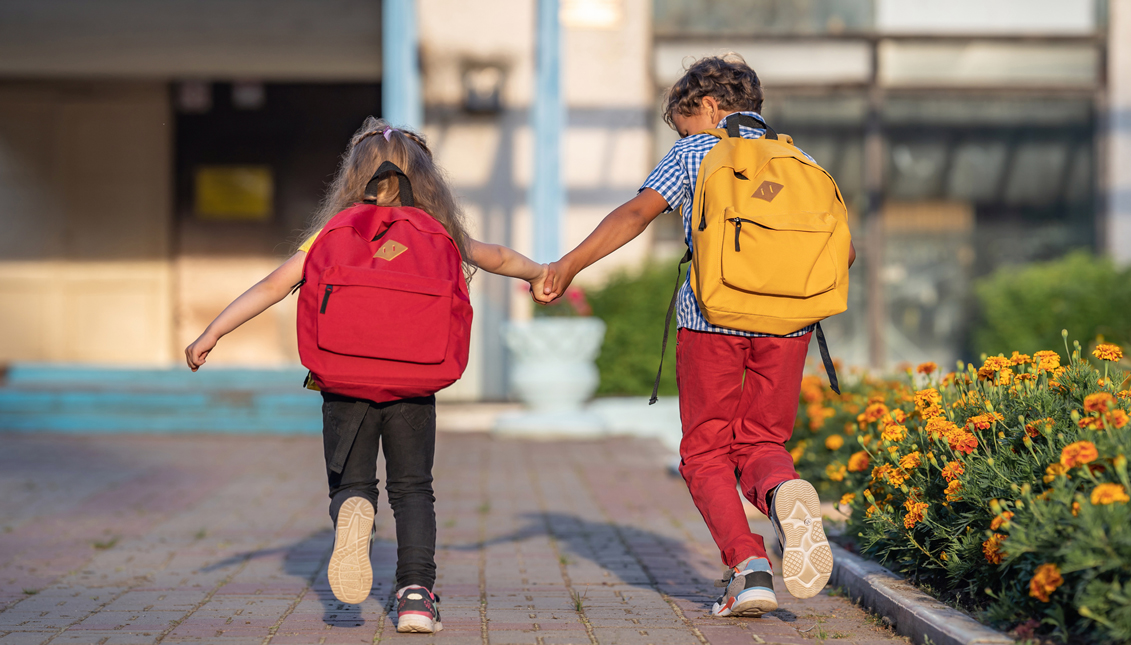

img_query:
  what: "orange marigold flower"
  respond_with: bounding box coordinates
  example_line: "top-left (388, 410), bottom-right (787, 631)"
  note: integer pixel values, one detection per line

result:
top-left (1025, 417), bottom-right (1054, 437)
top-left (865, 504), bottom-right (878, 518)
top-left (925, 417), bottom-right (954, 440)
top-left (990, 511), bottom-right (1014, 530)
top-left (941, 460), bottom-right (965, 482)
top-left (948, 430), bottom-right (978, 455)
top-left (915, 388), bottom-right (942, 413)
top-left (847, 451), bottom-right (870, 472)
top-left (944, 479), bottom-right (963, 502)
top-left (1093, 343), bottom-right (1124, 362)
top-left (1034, 350), bottom-right (1062, 372)
top-left (825, 434), bottom-right (844, 451)
top-left (1016, 373), bottom-right (1037, 383)
top-left (1044, 462), bottom-right (1070, 483)
top-left (899, 451), bottom-right (922, 470)
top-left (1084, 392), bottom-right (1115, 414)
top-left (1071, 501), bottom-right (1080, 516)
top-left (1118, 390), bottom-right (1131, 401)
top-left (967, 412), bottom-right (1004, 431)
top-left (1029, 563), bottom-right (1063, 602)
top-left (800, 375), bottom-right (825, 402)
top-left (903, 500), bottom-right (928, 529)
top-left (881, 422), bottom-right (908, 443)
top-left (839, 492), bottom-right (856, 507)
top-left (890, 409), bottom-right (907, 424)
top-left (806, 403), bottom-right (836, 431)
top-left (983, 533), bottom-right (1006, 564)
top-left (978, 356), bottom-right (1012, 380)
top-left (1109, 409), bottom-right (1130, 429)
top-left (1060, 441), bottom-right (1099, 468)
top-left (1090, 483), bottom-right (1130, 505)
top-left (860, 402), bottom-right (889, 424)
top-left (1009, 351), bottom-right (1032, 366)
top-left (825, 462), bottom-right (847, 482)
top-left (916, 362), bottom-right (938, 375)
top-left (1078, 415), bottom-right (1102, 431)
top-left (789, 443), bottom-right (806, 464)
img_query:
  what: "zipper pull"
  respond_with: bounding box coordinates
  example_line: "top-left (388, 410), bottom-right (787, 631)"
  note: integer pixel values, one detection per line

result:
top-left (733, 218), bottom-right (742, 252)
top-left (320, 285), bottom-right (333, 313)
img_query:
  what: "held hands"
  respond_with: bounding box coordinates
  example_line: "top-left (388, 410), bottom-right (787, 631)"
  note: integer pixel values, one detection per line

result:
top-left (184, 333), bottom-right (217, 372)
top-left (537, 259), bottom-right (577, 305)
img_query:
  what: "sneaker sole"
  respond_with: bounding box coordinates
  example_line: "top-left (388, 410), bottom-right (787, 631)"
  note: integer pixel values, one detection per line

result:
top-left (712, 587), bottom-right (778, 617)
top-left (327, 497), bottom-right (375, 605)
top-left (397, 614), bottom-right (443, 633)
top-left (774, 480), bottom-right (833, 599)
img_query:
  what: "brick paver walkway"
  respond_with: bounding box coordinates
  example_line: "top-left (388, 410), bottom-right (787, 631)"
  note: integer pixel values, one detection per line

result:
top-left (0, 433), bottom-right (905, 645)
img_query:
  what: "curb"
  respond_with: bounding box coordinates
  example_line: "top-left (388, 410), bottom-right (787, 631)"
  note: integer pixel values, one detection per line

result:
top-left (829, 543), bottom-right (1014, 645)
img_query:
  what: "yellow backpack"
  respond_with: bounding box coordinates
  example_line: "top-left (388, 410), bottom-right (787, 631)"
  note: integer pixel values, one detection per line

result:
top-left (650, 114), bottom-right (851, 402)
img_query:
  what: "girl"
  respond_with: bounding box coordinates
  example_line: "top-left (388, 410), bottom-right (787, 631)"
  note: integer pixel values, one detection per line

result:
top-left (185, 117), bottom-right (546, 633)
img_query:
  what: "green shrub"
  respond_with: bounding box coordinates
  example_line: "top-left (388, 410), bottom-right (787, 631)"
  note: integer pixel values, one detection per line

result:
top-left (801, 338), bottom-right (1130, 643)
top-left (587, 261), bottom-right (683, 397)
top-left (973, 251), bottom-right (1131, 359)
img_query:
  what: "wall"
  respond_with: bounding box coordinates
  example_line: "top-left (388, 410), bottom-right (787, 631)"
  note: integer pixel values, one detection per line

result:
top-left (0, 82), bottom-right (173, 364)
top-left (418, 0), bottom-right (654, 400)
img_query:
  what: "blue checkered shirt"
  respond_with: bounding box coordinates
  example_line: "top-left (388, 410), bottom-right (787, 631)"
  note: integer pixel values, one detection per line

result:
top-left (641, 112), bottom-right (816, 338)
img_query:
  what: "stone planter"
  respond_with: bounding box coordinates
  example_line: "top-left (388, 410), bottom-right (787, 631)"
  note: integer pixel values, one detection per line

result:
top-left (493, 317), bottom-right (607, 437)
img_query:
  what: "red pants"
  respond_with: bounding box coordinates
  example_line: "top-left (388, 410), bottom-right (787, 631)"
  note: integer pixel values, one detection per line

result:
top-left (676, 328), bottom-right (811, 567)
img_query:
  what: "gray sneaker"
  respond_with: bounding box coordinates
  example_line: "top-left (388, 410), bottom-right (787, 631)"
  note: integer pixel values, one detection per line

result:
top-left (709, 557), bottom-right (777, 617)
top-left (768, 479), bottom-right (833, 599)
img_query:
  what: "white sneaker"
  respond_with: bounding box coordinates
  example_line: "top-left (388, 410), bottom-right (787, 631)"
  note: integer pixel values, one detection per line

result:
top-left (769, 480), bottom-right (833, 599)
top-left (709, 557), bottom-right (778, 617)
top-left (326, 497), bottom-right (375, 604)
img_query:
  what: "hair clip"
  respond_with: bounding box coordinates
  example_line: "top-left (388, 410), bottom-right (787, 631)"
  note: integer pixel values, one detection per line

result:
top-left (383, 128), bottom-right (396, 141)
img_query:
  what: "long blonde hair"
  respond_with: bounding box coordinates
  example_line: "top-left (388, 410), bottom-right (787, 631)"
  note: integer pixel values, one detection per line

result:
top-left (303, 116), bottom-right (475, 281)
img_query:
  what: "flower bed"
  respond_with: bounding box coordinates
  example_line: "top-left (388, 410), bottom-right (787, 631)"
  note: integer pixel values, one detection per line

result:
top-left (790, 337), bottom-right (1131, 643)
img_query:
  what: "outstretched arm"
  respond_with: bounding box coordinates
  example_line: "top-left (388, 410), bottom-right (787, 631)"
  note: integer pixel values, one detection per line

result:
top-left (467, 240), bottom-right (549, 302)
top-left (543, 188), bottom-right (669, 301)
top-left (185, 252), bottom-right (305, 371)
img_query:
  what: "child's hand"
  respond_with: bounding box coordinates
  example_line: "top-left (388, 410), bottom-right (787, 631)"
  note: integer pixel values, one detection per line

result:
top-left (185, 333), bottom-right (217, 372)
top-left (542, 260), bottom-right (575, 303)
top-left (528, 264), bottom-right (553, 304)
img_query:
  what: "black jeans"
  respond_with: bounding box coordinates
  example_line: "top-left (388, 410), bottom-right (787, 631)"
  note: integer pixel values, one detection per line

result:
top-left (321, 391), bottom-right (437, 590)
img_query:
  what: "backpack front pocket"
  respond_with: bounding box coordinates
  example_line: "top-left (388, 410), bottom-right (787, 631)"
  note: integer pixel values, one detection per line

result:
top-left (317, 265), bottom-right (452, 364)
top-left (720, 208), bottom-right (838, 298)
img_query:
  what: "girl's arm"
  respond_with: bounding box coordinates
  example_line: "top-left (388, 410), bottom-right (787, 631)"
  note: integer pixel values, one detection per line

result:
top-left (184, 252), bottom-right (306, 371)
top-left (467, 239), bottom-right (549, 301)
top-left (467, 239), bottom-right (542, 280)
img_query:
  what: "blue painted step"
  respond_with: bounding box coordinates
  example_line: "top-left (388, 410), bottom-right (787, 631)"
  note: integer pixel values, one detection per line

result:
top-left (0, 364), bottom-right (321, 434)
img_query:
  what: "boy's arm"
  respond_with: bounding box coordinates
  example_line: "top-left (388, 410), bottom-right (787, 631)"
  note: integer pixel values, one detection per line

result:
top-left (543, 188), bottom-right (669, 300)
top-left (184, 252), bottom-right (305, 371)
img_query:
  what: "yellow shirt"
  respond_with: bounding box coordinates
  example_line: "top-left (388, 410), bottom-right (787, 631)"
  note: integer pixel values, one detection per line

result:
top-left (297, 229), bottom-right (321, 253)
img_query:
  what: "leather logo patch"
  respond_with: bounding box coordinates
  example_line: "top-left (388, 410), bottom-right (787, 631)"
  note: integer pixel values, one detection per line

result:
top-left (753, 181), bottom-right (784, 202)
top-left (374, 239), bottom-right (408, 261)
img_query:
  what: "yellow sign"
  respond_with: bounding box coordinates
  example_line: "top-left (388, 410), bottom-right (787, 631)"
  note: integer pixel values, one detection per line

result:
top-left (195, 166), bottom-right (273, 221)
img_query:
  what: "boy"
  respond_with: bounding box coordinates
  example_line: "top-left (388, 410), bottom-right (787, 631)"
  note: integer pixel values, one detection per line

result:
top-left (540, 55), bottom-right (856, 616)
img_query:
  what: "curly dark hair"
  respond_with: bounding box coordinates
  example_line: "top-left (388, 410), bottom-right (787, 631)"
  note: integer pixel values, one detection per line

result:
top-left (663, 54), bottom-right (763, 128)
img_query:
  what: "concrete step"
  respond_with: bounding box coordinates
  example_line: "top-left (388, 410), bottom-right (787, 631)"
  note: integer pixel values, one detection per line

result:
top-left (0, 363), bottom-right (320, 434)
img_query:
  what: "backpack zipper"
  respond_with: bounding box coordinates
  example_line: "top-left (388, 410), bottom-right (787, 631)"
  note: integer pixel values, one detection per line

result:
top-left (320, 285), bottom-right (333, 313)
top-left (729, 217), bottom-right (759, 252)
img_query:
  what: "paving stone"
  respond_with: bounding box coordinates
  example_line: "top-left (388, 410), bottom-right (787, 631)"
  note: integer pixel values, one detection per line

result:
top-left (0, 434), bottom-right (907, 645)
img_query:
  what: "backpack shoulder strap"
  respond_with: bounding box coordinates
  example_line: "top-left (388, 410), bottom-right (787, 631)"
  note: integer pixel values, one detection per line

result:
top-left (724, 114), bottom-right (778, 140)
top-left (649, 246), bottom-right (693, 405)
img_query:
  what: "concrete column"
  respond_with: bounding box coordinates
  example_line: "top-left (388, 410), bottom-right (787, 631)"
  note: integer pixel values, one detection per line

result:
top-left (1110, 0), bottom-right (1131, 264)
top-left (383, 0), bottom-right (422, 129)
top-left (532, 0), bottom-right (563, 263)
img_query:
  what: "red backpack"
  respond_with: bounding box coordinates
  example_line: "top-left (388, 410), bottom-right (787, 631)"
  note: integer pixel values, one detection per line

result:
top-left (297, 162), bottom-right (473, 402)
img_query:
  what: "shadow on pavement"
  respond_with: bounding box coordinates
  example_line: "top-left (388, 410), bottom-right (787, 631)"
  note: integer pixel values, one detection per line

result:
top-left (449, 511), bottom-right (719, 606)
top-left (199, 529), bottom-right (396, 626)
